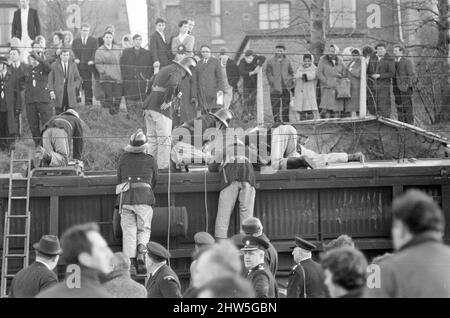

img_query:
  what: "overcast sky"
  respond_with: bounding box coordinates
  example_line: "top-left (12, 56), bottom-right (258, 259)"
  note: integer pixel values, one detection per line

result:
top-left (126, 0), bottom-right (148, 47)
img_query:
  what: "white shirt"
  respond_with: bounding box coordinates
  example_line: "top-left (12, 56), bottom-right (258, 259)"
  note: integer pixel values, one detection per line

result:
top-left (61, 61), bottom-right (68, 77)
top-left (21, 8), bottom-right (30, 40)
top-left (151, 263), bottom-right (165, 277)
top-left (157, 30), bottom-right (166, 43)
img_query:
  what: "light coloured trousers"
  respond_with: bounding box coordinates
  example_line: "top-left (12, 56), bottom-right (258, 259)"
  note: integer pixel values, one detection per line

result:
top-left (215, 181), bottom-right (255, 239)
top-left (121, 204), bottom-right (153, 258)
top-left (42, 127), bottom-right (70, 167)
top-left (223, 87), bottom-right (233, 109)
top-left (271, 125), bottom-right (348, 170)
top-left (144, 110), bottom-right (172, 169)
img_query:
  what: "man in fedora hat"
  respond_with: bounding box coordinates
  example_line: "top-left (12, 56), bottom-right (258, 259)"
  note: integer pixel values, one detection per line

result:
top-left (117, 129), bottom-right (158, 275)
top-left (145, 241), bottom-right (182, 298)
top-left (34, 109), bottom-right (83, 167)
top-left (241, 236), bottom-right (278, 298)
top-left (9, 235), bottom-right (61, 298)
top-left (287, 236), bottom-right (327, 298)
top-left (143, 56), bottom-right (197, 170)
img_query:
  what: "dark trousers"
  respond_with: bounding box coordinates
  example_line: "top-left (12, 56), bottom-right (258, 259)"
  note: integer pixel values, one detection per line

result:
top-left (271, 89), bottom-right (291, 123)
top-left (368, 81), bottom-right (391, 118)
top-left (79, 66), bottom-right (94, 105)
top-left (26, 102), bottom-right (53, 146)
top-left (243, 88), bottom-right (257, 117)
top-left (102, 82), bottom-right (122, 114)
top-left (393, 86), bottom-right (414, 124)
top-left (0, 111), bottom-right (10, 150)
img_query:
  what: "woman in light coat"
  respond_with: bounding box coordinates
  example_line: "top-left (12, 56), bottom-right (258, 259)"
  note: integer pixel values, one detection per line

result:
top-left (345, 48), bottom-right (362, 117)
top-left (171, 20), bottom-right (195, 60)
top-left (292, 53), bottom-right (318, 121)
top-left (317, 44), bottom-right (346, 118)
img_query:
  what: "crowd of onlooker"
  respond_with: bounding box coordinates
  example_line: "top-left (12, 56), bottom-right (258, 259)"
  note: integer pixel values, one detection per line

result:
top-left (6, 189), bottom-right (450, 298)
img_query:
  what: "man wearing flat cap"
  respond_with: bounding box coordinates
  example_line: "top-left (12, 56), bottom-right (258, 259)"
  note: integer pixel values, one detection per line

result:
top-left (145, 241), bottom-right (182, 298)
top-left (287, 236), bottom-right (327, 298)
top-left (241, 236), bottom-right (278, 298)
top-left (242, 217), bottom-right (278, 276)
top-left (9, 235), bottom-right (61, 298)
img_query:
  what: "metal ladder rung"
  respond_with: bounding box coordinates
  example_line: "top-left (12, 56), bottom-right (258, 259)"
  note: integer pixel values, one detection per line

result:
top-left (11, 159), bottom-right (31, 163)
top-left (5, 254), bottom-right (27, 258)
top-left (10, 197), bottom-right (28, 200)
top-left (5, 234), bottom-right (28, 238)
top-left (11, 178), bottom-right (28, 181)
top-left (3, 274), bottom-right (16, 279)
top-left (7, 215), bottom-right (29, 219)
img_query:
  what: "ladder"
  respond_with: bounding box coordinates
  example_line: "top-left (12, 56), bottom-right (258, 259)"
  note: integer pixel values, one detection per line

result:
top-left (1, 150), bottom-right (32, 298)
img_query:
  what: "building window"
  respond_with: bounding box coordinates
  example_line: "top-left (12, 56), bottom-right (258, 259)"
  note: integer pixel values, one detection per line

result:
top-left (258, 2), bottom-right (290, 30)
top-left (211, 0), bottom-right (222, 38)
top-left (329, 0), bottom-right (356, 29)
top-left (0, 6), bottom-right (16, 46)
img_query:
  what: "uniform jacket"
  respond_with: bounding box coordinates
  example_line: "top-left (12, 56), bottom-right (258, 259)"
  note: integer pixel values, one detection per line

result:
top-left (0, 69), bottom-right (21, 135)
top-left (266, 55), bottom-right (294, 94)
top-left (247, 263), bottom-right (278, 298)
top-left (179, 113), bottom-right (217, 146)
top-left (103, 269), bottom-right (147, 298)
top-left (239, 55), bottom-right (266, 89)
top-left (149, 31), bottom-right (172, 68)
top-left (394, 57), bottom-right (416, 92)
top-left (42, 113), bottom-right (83, 160)
top-left (117, 152), bottom-right (158, 207)
top-left (365, 232), bottom-right (450, 298)
top-left (146, 264), bottom-right (182, 298)
top-left (11, 8), bottom-right (41, 40)
top-left (286, 258), bottom-right (327, 298)
top-left (9, 262), bottom-right (58, 298)
top-left (192, 57), bottom-right (225, 102)
top-left (23, 58), bottom-right (51, 104)
top-left (120, 47), bottom-right (153, 101)
top-left (260, 233), bottom-right (278, 276)
top-left (72, 36), bottom-right (98, 67)
top-left (143, 63), bottom-right (187, 119)
top-left (48, 60), bottom-right (81, 109)
top-left (293, 58), bottom-right (318, 112)
top-left (95, 44), bottom-right (122, 83)
top-left (36, 267), bottom-right (112, 298)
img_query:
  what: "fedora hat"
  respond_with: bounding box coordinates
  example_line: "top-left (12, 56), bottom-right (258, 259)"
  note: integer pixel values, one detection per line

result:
top-left (124, 129), bottom-right (148, 153)
top-left (33, 235), bottom-right (62, 256)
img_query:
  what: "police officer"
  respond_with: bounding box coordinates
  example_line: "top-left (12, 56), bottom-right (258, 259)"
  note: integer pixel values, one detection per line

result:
top-left (145, 241), bottom-right (182, 298)
top-left (24, 51), bottom-right (52, 146)
top-left (287, 236), bottom-right (327, 298)
top-left (241, 236), bottom-right (278, 298)
top-left (242, 217), bottom-right (278, 276)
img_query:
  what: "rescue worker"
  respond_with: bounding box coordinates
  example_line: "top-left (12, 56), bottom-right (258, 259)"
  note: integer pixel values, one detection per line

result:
top-left (242, 217), bottom-right (278, 276)
top-left (287, 236), bottom-right (328, 298)
top-left (241, 236), bottom-right (278, 298)
top-left (0, 55), bottom-right (20, 151)
top-left (245, 123), bottom-right (365, 170)
top-left (143, 56), bottom-right (197, 171)
top-left (116, 129), bottom-right (158, 275)
top-left (171, 108), bottom-right (233, 170)
top-left (208, 138), bottom-right (258, 240)
top-left (34, 109), bottom-right (83, 167)
top-left (145, 241), bottom-right (182, 298)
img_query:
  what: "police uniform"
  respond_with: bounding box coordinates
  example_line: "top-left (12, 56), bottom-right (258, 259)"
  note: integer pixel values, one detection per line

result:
top-left (287, 237), bottom-right (327, 298)
top-left (241, 236), bottom-right (278, 298)
top-left (145, 241), bottom-right (182, 298)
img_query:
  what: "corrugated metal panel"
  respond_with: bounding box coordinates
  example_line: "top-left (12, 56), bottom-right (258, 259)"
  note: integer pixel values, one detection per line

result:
top-left (254, 189), bottom-right (319, 240)
top-left (320, 187), bottom-right (392, 239)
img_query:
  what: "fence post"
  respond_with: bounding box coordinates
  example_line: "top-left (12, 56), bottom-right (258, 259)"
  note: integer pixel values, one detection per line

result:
top-left (257, 67), bottom-right (264, 125)
top-left (359, 56), bottom-right (367, 118)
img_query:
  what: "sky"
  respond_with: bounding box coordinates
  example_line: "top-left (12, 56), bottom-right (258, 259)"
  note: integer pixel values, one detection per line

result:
top-left (125, 0), bottom-right (149, 47)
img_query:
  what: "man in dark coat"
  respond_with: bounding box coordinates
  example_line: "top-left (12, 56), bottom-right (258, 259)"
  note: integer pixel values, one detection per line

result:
top-left (393, 45), bottom-right (417, 124)
top-left (72, 23), bottom-right (98, 106)
top-left (143, 57), bottom-right (196, 170)
top-left (238, 50), bottom-right (266, 120)
top-left (242, 217), bottom-right (278, 276)
top-left (35, 109), bottom-right (83, 167)
top-left (219, 47), bottom-right (240, 109)
top-left (11, 0), bottom-right (40, 41)
top-left (149, 18), bottom-right (172, 71)
top-left (117, 129), bottom-right (158, 275)
top-left (120, 34), bottom-right (152, 117)
top-left (0, 56), bottom-right (21, 151)
top-left (367, 43), bottom-right (395, 118)
top-left (287, 237), bottom-right (327, 298)
top-left (365, 190), bottom-right (450, 298)
top-left (242, 236), bottom-right (278, 298)
top-left (8, 48), bottom-right (26, 138)
top-left (24, 51), bottom-right (52, 146)
top-left (145, 241), bottom-right (182, 298)
top-left (37, 223), bottom-right (113, 298)
top-left (9, 235), bottom-right (61, 298)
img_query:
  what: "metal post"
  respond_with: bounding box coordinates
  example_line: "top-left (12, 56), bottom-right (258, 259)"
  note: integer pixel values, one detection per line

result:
top-left (257, 67), bottom-right (264, 125)
top-left (359, 56), bottom-right (367, 118)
